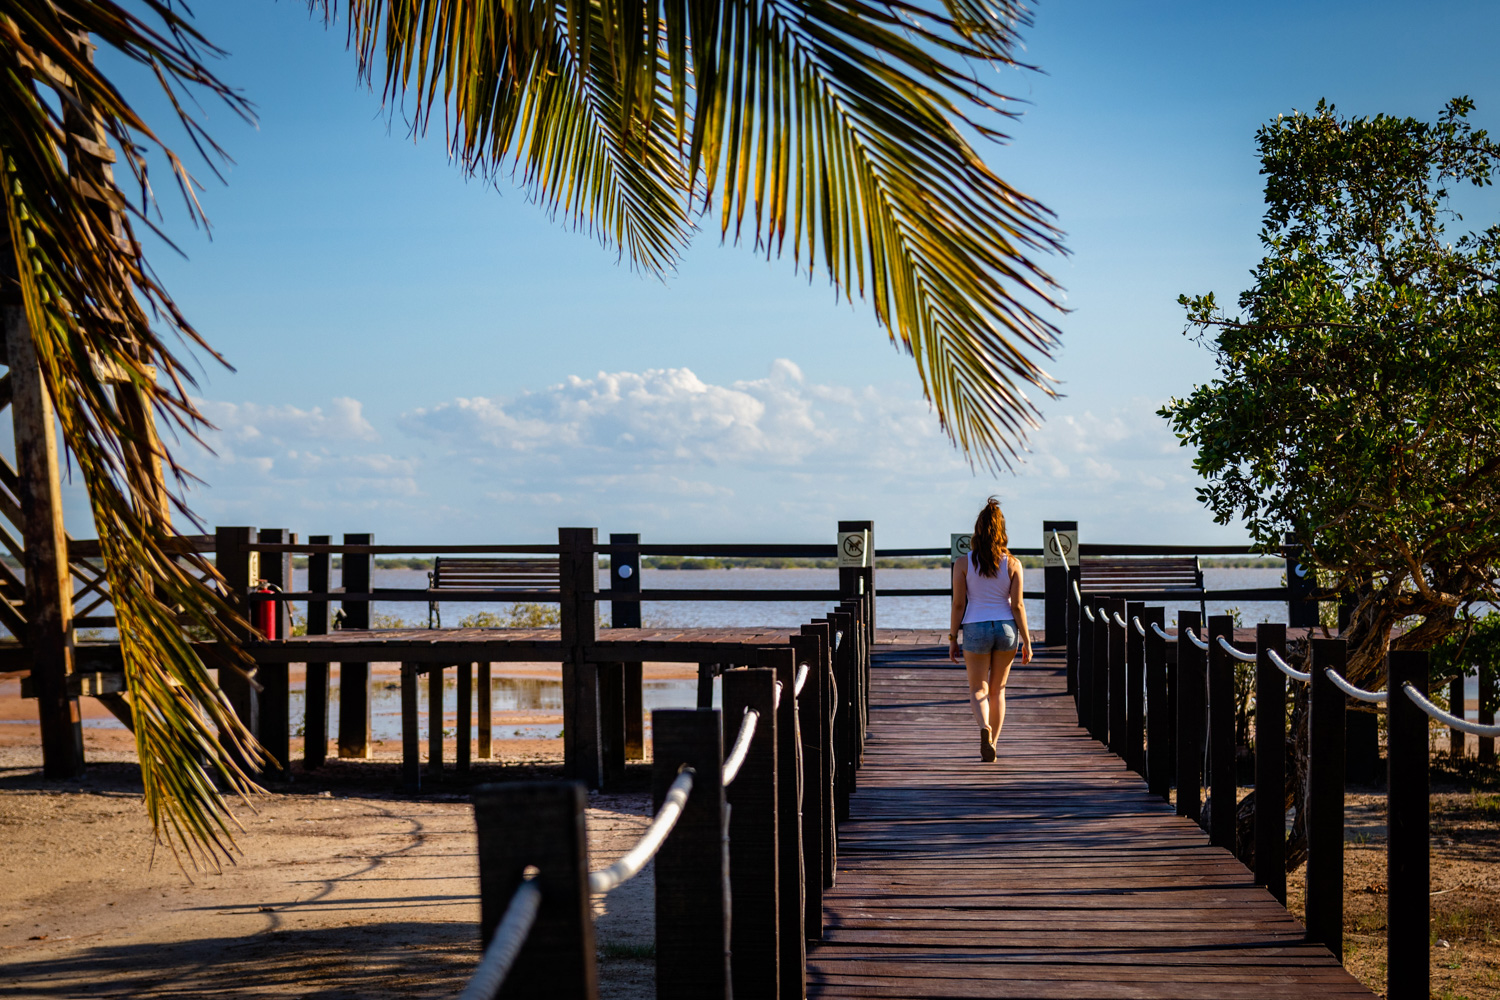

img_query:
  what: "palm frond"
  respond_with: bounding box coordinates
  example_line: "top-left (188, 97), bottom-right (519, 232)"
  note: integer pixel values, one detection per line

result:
top-left (325, 0), bottom-right (1064, 465)
top-left (0, 0), bottom-right (262, 868)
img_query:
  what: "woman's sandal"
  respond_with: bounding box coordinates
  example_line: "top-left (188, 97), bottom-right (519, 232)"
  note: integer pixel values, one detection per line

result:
top-left (979, 726), bottom-right (996, 762)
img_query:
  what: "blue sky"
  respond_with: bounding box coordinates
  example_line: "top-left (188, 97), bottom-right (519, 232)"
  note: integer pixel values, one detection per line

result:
top-left (55, 0), bottom-right (1500, 549)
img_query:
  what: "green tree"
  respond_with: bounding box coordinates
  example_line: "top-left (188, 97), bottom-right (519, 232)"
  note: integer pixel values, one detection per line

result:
top-left (1161, 98), bottom-right (1500, 686)
top-left (1, 0), bottom-right (1064, 861)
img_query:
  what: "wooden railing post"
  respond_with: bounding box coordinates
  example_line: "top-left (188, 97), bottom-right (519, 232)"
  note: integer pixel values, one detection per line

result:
top-left (1076, 596), bottom-right (1093, 728)
top-left (1174, 610), bottom-right (1204, 822)
top-left (1254, 623), bottom-right (1287, 903)
top-left (1090, 597), bottom-right (1109, 742)
top-left (401, 663), bottom-right (421, 793)
top-left (458, 660), bottom-right (473, 772)
top-left (1107, 596), bottom-right (1127, 755)
top-left (609, 532), bottom-right (645, 760)
top-left (428, 662), bottom-right (445, 779)
top-left (1482, 661), bottom-right (1496, 763)
top-left (798, 621), bottom-right (831, 934)
top-left (1042, 519), bottom-right (1077, 647)
top-left (1206, 614), bottom-right (1237, 851)
top-left (1305, 638), bottom-right (1346, 961)
top-left (338, 532), bottom-right (374, 759)
top-left (653, 708), bottom-right (729, 1000)
top-left (1284, 536), bottom-right (1319, 627)
top-left (1125, 600), bottom-right (1146, 776)
top-left (257, 528), bottom-right (294, 780)
top-left (472, 780), bottom-right (598, 999)
top-left (775, 642), bottom-right (808, 1000)
top-left (837, 519), bottom-right (875, 646)
top-left (1387, 650), bottom-right (1429, 998)
top-left (723, 666), bottom-right (780, 1000)
top-left (1065, 561), bottom-right (1081, 696)
top-left (828, 608), bottom-right (855, 822)
top-left (304, 534), bottom-right (331, 768)
top-left (840, 598), bottom-right (868, 766)
top-left (1143, 607), bottom-right (1170, 800)
top-left (215, 525), bottom-right (259, 763)
top-left (559, 527), bottom-right (602, 788)
top-left (478, 661), bottom-right (494, 760)
top-left (1448, 675), bottom-right (1466, 760)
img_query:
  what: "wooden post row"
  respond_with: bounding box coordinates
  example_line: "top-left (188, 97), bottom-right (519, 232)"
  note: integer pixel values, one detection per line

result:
top-left (723, 667), bottom-right (780, 1000)
top-left (653, 708), bottom-right (730, 1000)
top-left (1174, 610), bottom-right (1204, 822)
top-left (1386, 650), bottom-right (1429, 999)
top-left (1207, 615), bottom-right (1237, 852)
top-left (472, 780), bottom-right (598, 1000)
top-left (830, 607), bottom-right (856, 822)
top-left (1142, 606), bottom-right (1170, 801)
top-left (1304, 638), bottom-right (1346, 961)
top-left (777, 641), bottom-right (809, 1000)
top-left (791, 629), bottom-right (825, 945)
top-left (1253, 623), bottom-right (1287, 904)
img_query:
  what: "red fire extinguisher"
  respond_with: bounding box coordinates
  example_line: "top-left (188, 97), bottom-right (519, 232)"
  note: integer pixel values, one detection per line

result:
top-left (253, 581), bottom-right (279, 640)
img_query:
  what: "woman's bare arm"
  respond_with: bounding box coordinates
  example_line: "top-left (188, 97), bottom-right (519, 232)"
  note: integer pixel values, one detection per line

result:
top-left (949, 560), bottom-right (967, 662)
top-left (1009, 556), bottom-right (1033, 664)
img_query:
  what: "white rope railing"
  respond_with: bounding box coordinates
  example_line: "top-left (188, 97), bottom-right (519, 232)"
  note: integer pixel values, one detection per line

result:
top-left (794, 663), bottom-right (809, 697)
top-left (1403, 684), bottom-right (1500, 736)
top-left (1267, 649), bottom-right (1311, 683)
top-left (773, 680), bottom-right (783, 710)
top-left (1083, 604), bottom-right (1096, 623)
top-left (1052, 529), bottom-right (1071, 572)
top-left (458, 875), bottom-right (542, 1000)
top-left (1327, 670), bottom-right (1388, 704)
top-left (1184, 628), bottom-right (1209, 651)
top-left (588, 768), bottom-right (695, 895)
top-left (1216, 635), bottom-right (1257, 663)
top-left (1150, 622), bottom-right (1177, 643)
top-left (1112, 611), bottom-right (1128, 629)
top-left (1072, 580), bottom-right (1083, 606)
top-left (721, 708), bottom-right (760, 786)
top-left (1132, 616), bottom-right (1147, 637)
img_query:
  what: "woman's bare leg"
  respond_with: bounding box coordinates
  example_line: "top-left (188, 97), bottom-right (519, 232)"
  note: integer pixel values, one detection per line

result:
top-left (964, 651), bottom-right (993, 731)
top-left (987, 652), bottom-right (1017, 740)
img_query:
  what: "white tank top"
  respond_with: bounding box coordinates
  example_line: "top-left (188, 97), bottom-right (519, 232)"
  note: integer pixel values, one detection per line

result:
top-left (962, 551), bottom-right (1015, 625)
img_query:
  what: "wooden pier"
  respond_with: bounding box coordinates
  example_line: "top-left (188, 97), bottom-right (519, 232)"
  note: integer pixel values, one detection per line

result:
top-left (808, 644), bottom-right (1374, 998)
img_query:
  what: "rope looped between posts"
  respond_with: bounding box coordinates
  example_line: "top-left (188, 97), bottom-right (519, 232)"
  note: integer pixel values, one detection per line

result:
top-left (1404, 683), bottom-right (1500, 736)
top-left (1082, 604), bottom-right (1096, 624)
top-left (1132, 616), bottom-right (1147, 637)
top-left (721, 707), bottom-right (760, 786)
top-left (1149, 622), bottom-right (1177, 643)
top-left (1267, 649), bottom-right (1311, 683)
top-left (1326, 669), bottom-right (1387, 704)
top-left (588, 767), bottom-right (695, 895)
top-left (458, 875), bottom-right (542, 1000)
top-left (794, 663), bottom-right (809, 697)
top-left (1215, 635), bottom-right (1257, 664)
top-left (1184, 628), bottom-right (1209, 651)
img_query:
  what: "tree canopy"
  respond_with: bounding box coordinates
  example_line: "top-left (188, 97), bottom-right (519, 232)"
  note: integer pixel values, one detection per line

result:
top-left (1161, 98), bottom-right (1500, 684)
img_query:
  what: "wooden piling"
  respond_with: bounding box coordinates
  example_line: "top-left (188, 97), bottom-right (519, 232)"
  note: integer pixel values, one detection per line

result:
top-left (215, 526), bottom-right (260, 765)
top-left (1386, 650), bottom-right (1429, 998)
top-left (723, 667), bottom-right (780, 1000)
top-left (770, 644), bottom-right (806, 1000)
top-left (559, 527), bottom-right (602, 788)
top-left (401, 663), bottom-right (420, 793)
top-left (1125, 600), bottom-right (1146, 776)
top-left (1175, 610), bottom-right (1204, 822)
top-left (478, 661), bottom-right (493, 760)
top-left (338, 532), bottom-right (373, 759)
top-left (1207, 614), bottom-right (1236, 851)
top-left (1141, 606), bottom-right (1171, 800)
top-left (304, 534), bottom-right (332, 768)
top-left (1076, 596), bottom-right (1093, 728)
top-left (599, 661), bottom-right (626, 788)
top-left (653, 708), bottom-right (729, 1000)
top-left (1254, 623), bottom-right (1287, 903)
top-left (1091, 598), bottom-right (1109, 743)
top-left (1107, 597), bottom-right (1127, 755)
top-left (609, 532), bottom-right (645, 760)
top-left (1305, 638), bottom-right (1346, 961)
top-left (457, 662), bottom-right (473, 772)
top-left (257, 528), bottom-right (293, 779)
top-left (472, 780), bottom-right (598, 999)
top-left (795, 624), bottom-right (829, 938)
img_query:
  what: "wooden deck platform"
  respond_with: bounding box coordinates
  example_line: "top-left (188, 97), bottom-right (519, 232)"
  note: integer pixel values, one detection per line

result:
top-left (808, 645), bottom-right (1375, 998)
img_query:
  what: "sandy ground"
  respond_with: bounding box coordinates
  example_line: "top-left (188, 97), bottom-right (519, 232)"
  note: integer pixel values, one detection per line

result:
top-left (0, 665), bottom-right (671, 1000)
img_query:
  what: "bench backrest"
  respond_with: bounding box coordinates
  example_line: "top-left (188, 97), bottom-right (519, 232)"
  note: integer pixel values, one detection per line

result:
top-left (430, 557), bottom-right (561, 591)
top-left (1079, 556), bottom-right (1202, 593)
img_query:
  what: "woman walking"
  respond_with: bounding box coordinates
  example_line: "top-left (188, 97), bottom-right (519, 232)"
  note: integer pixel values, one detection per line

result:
top-left (949, 497), bottom-right (1033, 761)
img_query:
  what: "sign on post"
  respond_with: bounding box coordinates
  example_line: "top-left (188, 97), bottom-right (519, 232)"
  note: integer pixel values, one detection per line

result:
top-left (950, 533), bottom-right (972, 563)
top-left (1043, 528), bottom-right (1078, 568)
top-left (837, 530), bottom-right (870, 568)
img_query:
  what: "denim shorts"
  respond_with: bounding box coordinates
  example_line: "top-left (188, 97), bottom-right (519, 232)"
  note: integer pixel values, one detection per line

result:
top-left (962, 619), bottom-right (1019, 654)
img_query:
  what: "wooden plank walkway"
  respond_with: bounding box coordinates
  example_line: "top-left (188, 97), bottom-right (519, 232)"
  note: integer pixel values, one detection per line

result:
top-left (808, 644), bottom-right (1374, 998)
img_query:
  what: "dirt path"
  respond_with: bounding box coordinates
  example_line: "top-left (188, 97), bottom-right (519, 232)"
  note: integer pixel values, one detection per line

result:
top-left (0, 764), bottom-right (657, 999)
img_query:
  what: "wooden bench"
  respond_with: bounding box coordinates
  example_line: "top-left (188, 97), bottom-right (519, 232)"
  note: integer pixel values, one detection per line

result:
top-left (426, 557), bottom-right (561, 627)
top-left (1080, 556), bottom-right (1205, 613)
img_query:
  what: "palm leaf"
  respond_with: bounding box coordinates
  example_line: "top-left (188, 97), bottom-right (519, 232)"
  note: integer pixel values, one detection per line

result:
top-left (0, 0), bottom-right (262, 868)
top-left (328, 0), bottom-right (1065, 466)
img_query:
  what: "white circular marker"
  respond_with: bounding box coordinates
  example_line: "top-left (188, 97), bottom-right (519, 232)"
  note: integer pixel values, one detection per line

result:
top-left (619, 564), bottom-right (634, 579)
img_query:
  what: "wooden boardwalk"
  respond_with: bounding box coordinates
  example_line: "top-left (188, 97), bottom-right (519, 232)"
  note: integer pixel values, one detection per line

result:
top-left (808, 645), bottom-right (1374, 998)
